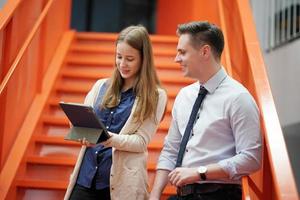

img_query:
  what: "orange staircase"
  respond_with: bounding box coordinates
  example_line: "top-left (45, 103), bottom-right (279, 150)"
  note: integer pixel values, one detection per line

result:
top-left (9, 32), bottom-right (193, 199)
top-left (1, 0), bottom-right (299, 200)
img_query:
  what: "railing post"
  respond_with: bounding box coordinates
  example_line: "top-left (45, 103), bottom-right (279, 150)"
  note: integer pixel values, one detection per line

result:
top-left (0, 89), bottom-right (6, 170)
top-left (37, 21), bottom-right (46, 93)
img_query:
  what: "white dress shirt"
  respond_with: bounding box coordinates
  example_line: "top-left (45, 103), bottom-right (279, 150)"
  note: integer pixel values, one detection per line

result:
top-left (157, 67), bottom-right (262, 184)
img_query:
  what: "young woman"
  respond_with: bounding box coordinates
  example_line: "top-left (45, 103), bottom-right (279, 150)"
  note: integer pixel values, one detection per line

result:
top-left (64, 25), bottom-right (167, 200)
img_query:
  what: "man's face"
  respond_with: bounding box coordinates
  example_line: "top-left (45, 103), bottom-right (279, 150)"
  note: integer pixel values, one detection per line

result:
top-left (174, 34), bottom-right (203, 79)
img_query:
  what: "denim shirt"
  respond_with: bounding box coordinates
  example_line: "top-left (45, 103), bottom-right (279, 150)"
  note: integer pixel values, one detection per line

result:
top-left (77, 83), bottom-right (135, 189)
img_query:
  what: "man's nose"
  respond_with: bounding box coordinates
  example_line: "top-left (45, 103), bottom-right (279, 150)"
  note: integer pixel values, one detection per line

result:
top-left (174, 54), bottom-right (181, 63)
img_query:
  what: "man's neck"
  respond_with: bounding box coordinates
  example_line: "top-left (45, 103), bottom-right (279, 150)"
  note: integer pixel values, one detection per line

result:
top-left (198, 62), bottom-right (221, 84)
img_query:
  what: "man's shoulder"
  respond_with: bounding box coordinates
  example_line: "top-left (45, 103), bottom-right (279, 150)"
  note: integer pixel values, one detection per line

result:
top-left (222, 77), bottom-right (257, 107)
top-left (223, 76), bottom-right (250, 95)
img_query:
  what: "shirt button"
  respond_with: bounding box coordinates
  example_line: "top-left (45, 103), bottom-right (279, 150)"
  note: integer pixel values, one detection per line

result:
top-left (112, 187), bottom-right (114, 190)
top-left (191, 133), bottom-right (194, 136)
top-left (186, 149), bottom-right (188, 152)
top-left (95, 151), bottom-right (98, 154)
top-left (106, 126), bottom-right (109, 129)
top-left (110, 111), bottom-right (114, 114)
top-left (95, 166), bottom-right (98, 169)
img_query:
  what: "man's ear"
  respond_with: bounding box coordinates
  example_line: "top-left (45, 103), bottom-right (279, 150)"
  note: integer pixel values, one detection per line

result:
top-left (203, 45), bottom-right (210, 55)
top-left (200, 44), bottom-right (211, 58)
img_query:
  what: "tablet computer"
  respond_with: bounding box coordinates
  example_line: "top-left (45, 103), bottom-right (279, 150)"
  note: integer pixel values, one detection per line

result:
top-left (59, 102), bottom-right (110, 143)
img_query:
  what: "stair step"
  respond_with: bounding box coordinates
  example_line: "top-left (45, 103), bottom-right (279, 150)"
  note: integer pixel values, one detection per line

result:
top-left (16, 179), bottom-right (176, 196)
top-left (16, 179), bottom-right (67, 190)
top-left (54, 93), bottom-right (86, 103)
top-left (48, 97), bottom-right (174, 116)
top-left (56, 84), bottom-right (178, 99)
top-left (66, 56), bottom-right (180, 70)
top-left (70, 44), bottom-right (176, 56)
top-left (33, 135), bottom-right (78, 146)
top-left (48, 96), bottom-right (85, 105)
top-left (26, 155), bottom-right (159, 172)
top-left (76, 32), bottom-right (178, 43)
top-left (49, 96), bottom-right (174, 107)
top-left (27, 155), bottom-right (76, 166)
top-left (43, 115), bottom-right (170, 132)
top-left (33, 135), bottom-right (164, 150)
top-left (61, 68), bottom-right (193, 85)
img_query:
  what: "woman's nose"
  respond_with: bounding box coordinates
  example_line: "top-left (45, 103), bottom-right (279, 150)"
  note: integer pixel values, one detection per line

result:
top-left (120, 59), bottom-right (126, 66)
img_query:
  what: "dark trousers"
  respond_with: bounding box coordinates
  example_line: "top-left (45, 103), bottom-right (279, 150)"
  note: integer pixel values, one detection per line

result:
top-left (69, 184), bottom-right (111, 200)
top-left (167, 184), bottom-right (242, 200)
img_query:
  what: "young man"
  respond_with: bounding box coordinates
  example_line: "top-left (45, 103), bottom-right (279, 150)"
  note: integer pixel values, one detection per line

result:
top-left (149, 21), bottom-right (262, 200)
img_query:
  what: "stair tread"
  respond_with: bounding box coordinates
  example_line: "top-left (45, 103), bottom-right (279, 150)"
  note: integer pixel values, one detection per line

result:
top-left (76, 32), bottom-right (178, 43)
top-left (26, 154), bottom-right (159, 171)
top-left (16, 179), bottom-right (67, 190)
top-left (33, 134), bottom-right (164, 150)
top-left (16, 178), bottom-right (176, 195)
top-left (61, 68), bottom-right (193, 85)
top-left (48, 97), bottom-right (174, 113)
top-left (55, 84), bottom-right (179, 99)
top-left (43, 114), bottom-right (170, 130)
top-left (70, 44), bottom-right (176, 56)
top-left (66, 56), bottom-right (180, 70)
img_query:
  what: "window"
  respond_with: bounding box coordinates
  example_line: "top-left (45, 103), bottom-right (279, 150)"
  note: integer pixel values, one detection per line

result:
top-left (268, 0), bottom-right (300, 50)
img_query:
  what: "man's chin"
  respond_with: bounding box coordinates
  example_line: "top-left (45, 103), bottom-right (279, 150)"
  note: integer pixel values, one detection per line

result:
top-left (181, 69), bottom-right (188, 77)
top-left (182, 71), bottom-right (190, 78)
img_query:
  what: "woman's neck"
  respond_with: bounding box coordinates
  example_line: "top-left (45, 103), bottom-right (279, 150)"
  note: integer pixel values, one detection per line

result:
top-left (122, 79), bottom-right (134, 92)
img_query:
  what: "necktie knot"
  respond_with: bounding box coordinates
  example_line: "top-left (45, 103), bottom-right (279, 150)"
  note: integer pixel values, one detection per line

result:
top-left (199, 86), bottom-right (208, 95)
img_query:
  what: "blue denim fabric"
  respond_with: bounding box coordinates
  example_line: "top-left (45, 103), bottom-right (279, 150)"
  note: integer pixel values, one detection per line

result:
top-left (77, 82), bottom-right (135, 189)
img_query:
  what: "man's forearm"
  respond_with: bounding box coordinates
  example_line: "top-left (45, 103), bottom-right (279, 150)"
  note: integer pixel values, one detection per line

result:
top-left (150, 169), bottom-right (170, 199)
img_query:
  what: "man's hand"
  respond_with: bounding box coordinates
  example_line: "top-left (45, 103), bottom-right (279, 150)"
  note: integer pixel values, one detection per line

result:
top-left (168, 167), bottom-right (199, 187)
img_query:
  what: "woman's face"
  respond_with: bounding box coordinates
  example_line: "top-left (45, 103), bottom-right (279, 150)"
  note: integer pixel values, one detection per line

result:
top-left (116, 42), bottom-right (142, 85)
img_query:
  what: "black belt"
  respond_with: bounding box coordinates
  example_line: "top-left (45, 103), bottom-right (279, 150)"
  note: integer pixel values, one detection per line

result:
top-left (177, 183), bottom-right (241, 197)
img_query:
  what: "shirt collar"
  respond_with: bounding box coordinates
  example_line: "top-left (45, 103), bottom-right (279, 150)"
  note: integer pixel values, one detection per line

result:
top-left (200, 67), bottom-right (227, 94)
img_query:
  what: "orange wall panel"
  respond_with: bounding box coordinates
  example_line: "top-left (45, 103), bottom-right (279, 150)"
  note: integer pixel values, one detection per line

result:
top-left (156, 0), bottom-right (193, 35)
top-left (156, 0), bottom-right (221, 35)
top-left (0, 0), bottom-right (71, 169)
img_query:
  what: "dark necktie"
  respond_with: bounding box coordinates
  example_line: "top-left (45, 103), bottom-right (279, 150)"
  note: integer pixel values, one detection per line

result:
top-left (175, 86), bottom-right (208, 167)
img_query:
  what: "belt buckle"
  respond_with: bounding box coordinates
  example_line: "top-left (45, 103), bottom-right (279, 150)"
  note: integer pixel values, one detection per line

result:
top-left (177, 185), bottom-right (193, 197)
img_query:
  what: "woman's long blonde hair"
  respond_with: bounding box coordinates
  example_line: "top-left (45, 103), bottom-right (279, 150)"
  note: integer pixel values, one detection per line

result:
top-left (101, 25), bottom-right (161, 123)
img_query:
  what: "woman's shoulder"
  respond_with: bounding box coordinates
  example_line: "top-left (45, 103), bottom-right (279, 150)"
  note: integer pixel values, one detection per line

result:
top-left (94, 78), bottom-right (109, 86)
top-left (156, 87), bottom-right (167, 95)
top-left (156, 87), bottom-right (167, 102)
top-left (91, 78), bottom-right (109, 91)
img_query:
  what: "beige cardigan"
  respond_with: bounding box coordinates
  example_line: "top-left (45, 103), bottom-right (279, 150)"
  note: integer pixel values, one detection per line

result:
top-left (64, 79), bottom-right (167, 200)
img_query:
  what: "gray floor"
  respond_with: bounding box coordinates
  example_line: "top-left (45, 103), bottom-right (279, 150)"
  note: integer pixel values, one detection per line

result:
top-left (283, 122), bottom-right (300, 194)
